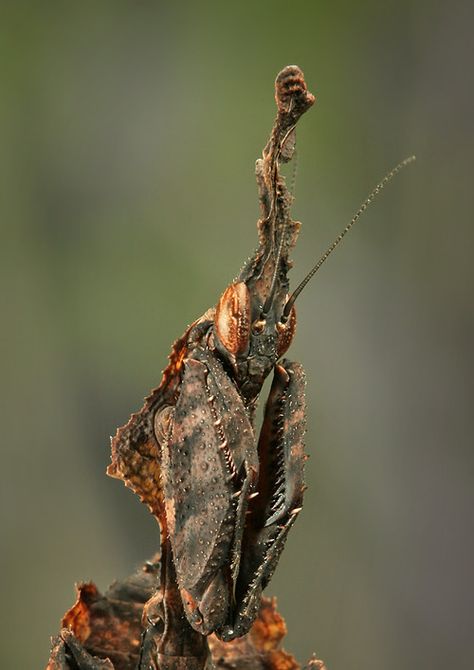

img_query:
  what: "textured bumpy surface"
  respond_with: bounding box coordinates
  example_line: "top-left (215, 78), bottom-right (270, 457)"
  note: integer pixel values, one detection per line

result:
top-left (104, 66), bottom-right (315, 657)
top-left (49, 65), bottom-right (319, 668)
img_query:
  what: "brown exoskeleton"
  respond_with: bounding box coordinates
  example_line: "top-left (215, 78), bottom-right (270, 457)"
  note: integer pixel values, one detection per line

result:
top-left (107, 66), bottom-right (414, 669)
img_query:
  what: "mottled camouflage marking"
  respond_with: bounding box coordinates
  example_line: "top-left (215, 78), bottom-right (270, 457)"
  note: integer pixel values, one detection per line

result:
top-left (108, 66), bottom-right (315, 667)
top-left (164, 358), bottom-right (236, 633)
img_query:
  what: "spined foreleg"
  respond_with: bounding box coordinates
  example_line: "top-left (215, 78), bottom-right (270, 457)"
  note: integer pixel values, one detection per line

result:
top-left (219, 359), bottom-right (307, 640)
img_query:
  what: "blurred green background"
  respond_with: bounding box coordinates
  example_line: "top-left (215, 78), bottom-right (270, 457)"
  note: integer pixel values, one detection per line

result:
top-left (1, 1), bottom-right (473, 668)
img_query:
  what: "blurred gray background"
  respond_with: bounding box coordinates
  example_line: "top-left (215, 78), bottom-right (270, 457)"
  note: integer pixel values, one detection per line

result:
top-left (1, 2), bottom-right (473, 668)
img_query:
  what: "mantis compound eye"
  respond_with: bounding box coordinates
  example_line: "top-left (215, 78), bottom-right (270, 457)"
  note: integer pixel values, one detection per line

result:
top-left (214, 282), bottom-right (251, 356)
top-left (276, 303), bottom-right (296, 357)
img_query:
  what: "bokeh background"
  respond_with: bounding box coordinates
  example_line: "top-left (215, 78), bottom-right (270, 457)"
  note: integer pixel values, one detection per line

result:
top-left (1, 2), bottom-right (473, 668)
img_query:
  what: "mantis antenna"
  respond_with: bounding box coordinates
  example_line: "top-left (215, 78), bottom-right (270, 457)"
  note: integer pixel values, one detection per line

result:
top-left (282, 155), bottom-right (416, 320)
